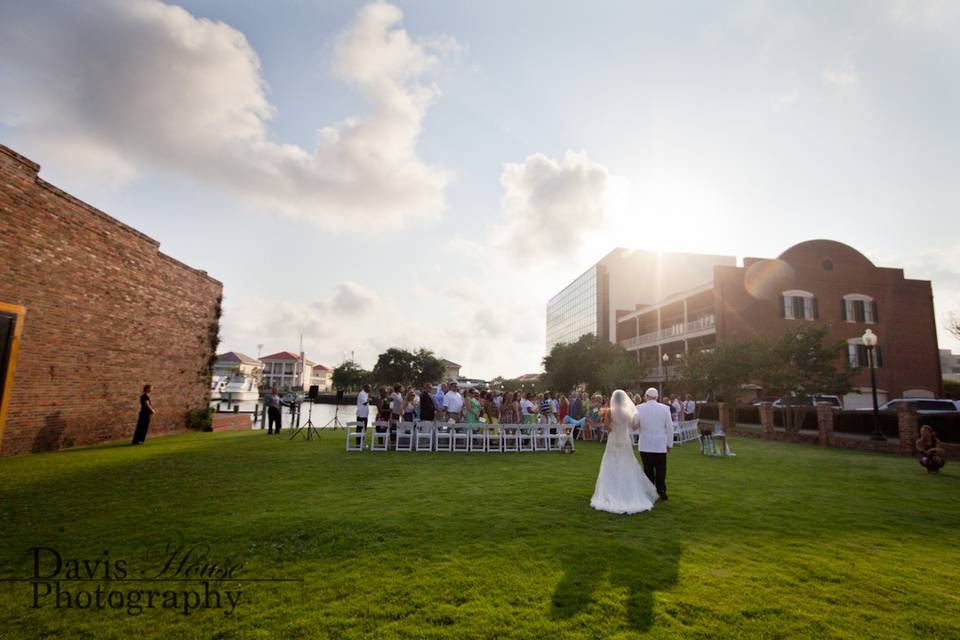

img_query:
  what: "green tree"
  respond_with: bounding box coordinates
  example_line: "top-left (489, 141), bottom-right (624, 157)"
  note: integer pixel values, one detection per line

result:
top-left (598, 354), bottom-right (644, 394)
top-left (371, 347), bottom-right (447, 387)
top-left (753, 324), bottom-right (856, 431)
top-left (543, 334), bottom-right (639, 392)
top-left (332, 360), bottom-right (369, 392)
top-left (413, 349), bottom-right (445, 385)
top-left (676, 341), bottom-right (758, 406)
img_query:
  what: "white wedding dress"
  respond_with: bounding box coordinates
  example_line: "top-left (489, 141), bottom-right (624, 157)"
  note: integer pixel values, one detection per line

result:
top-left (590, 390), bottom-right (659, 514)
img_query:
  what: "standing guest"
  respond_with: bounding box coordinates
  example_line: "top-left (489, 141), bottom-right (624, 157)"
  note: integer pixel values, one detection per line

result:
top-left (500, 392), bottom-right (519, 424)
top-left (464, 390), bottom-right (482, 423)
top-left (483, 391), bottom-right (500, 423)
top-left (264, 387), bottom-right (282, 436)
top-left (494, 391), bottom-right (504, 412)
top-left (539, 392), bottom-right (556, 424)
top-left (434, 383), bottom-right (448, 421)
top-left (558, 394), bottom-right (569, 423)
top-left (671, 396), bottom-right (682, 423)
top-left (132, 384), bottom-right (156, 444)
top-left (916, 425), bottom-right (946, 473)
top-left (684, 395), bottom-right (696, 421)
top-left (443, 382), bottom-right (465, 422)
top-left (389, 384), bottom-right (403, 425)
top-left (375, 387), bottom-right (390, 432)
top-left (420, 383), bottom-right (437, 422)
top-left (569, 392), bottom-right (583, 424)
top-left (521, 392), bottom-right (539, 424)
top-left (401, 390), bottom-right (417, 423)
top-left (355, 384), bottom-right (371, 433)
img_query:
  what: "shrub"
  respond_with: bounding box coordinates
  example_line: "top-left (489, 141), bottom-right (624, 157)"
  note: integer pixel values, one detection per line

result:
top-left (185, 407), bottom-right (214, 432)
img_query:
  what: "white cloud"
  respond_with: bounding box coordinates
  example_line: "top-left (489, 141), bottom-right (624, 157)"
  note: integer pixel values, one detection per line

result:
top-left (821, 61), bottom-right (860, 88)
top-left (0, 0), bottom-right (451, 229)
top-left (495, 150), bottom-right (610, 264)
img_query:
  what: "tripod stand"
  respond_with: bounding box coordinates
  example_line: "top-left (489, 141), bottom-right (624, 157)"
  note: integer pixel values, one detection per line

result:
top-left (323, 400), bottom-right (346, 430)
top-left (289, 400), bottom-right (321, 441)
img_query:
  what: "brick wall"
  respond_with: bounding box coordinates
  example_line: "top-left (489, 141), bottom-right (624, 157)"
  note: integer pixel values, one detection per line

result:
top-left (714, 239), bottom-right (941, 399)
top-left (0, 144), bottom-right (222, 455)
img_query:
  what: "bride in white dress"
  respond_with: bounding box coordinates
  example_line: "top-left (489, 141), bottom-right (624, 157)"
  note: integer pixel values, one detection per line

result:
top-left (590, 389), bottom-right (659, 514)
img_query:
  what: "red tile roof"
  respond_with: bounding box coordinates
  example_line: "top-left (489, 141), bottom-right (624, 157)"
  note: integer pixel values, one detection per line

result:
top-left (312, 364), bottom-right (331, 372)
top-left (216, 351), bottom-right (262, 365)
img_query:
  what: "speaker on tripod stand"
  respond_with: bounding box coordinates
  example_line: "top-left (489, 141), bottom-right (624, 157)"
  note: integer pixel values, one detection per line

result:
top-left (323, 389), bottom-right (346, 430)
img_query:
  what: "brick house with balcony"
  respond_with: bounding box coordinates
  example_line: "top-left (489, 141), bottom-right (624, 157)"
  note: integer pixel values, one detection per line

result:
top-left (607, 240), bottom-right (941, 408)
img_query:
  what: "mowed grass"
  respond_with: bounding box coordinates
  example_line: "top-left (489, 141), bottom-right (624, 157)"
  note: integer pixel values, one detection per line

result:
top-left (1, 430), bottom-right (958, 639)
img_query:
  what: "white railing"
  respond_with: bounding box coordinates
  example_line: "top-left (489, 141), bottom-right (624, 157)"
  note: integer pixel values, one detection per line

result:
top-left (620, 314), bottom-right (715, 350)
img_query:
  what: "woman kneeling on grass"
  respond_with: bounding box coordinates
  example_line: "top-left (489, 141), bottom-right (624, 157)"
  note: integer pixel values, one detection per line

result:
top-left (916, 425), bottom-right (945, 474)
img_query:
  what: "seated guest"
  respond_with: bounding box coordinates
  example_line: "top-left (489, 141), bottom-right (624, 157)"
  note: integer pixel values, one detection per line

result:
top-left (916, 425), bottom-right (946, 474)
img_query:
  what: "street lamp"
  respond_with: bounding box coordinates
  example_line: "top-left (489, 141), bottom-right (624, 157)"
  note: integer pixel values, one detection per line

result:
top-left (662, 353), bottom-right (670, 396)
top-left (862, 328), bottom-right (884, 441)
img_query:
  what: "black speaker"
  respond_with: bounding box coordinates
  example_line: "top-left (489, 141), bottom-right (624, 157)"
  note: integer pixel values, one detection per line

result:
top-left (336, 389), bottom-right (344, 403)
top-left (308, 385), bottom-right (319, 400)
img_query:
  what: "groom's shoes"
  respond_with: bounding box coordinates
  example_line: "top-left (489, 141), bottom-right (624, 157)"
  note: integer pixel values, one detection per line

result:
top-left (658, 493), bottom-right (668, 501)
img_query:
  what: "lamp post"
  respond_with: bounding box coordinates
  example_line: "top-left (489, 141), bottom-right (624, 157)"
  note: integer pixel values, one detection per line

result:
top-left (662, 353), bottom-right (670, 396)
top-left (862, 329), bottom-right (884, 441)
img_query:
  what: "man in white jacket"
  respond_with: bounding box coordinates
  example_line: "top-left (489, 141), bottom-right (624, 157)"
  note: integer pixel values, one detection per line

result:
top-left (632, 387), bottom-right (673, 500)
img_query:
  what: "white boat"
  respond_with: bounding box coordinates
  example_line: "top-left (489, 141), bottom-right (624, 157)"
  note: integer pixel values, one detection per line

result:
top-left (210, 375), bottom-right (228, 402)
top-left (211, 374), bottom-right (260, 413)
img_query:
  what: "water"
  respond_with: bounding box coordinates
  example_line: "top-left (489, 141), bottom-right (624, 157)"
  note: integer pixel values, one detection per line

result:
top-left (245, 402), bottom-right (376, 431)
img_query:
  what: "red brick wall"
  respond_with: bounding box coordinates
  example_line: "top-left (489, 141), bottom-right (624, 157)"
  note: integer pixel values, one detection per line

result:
top-left (0, 145), bottom-right (223, 455)
top-left (713, 239), bottom-right (941, 399)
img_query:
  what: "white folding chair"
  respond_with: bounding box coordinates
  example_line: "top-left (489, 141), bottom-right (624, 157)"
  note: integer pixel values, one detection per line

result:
top-left (546, 425), bottom-right (563, 451)
top-left (452, 423), bottom-right (470, 452)
top-left (435, 422), bottom-right (453, 452)
top-left (371, 421), bottom-right (390, 451)
top-left (485, 423), bottom-right (503, 452)
top-left (395, 421), bottom-right (415, 452)
top-left (469, 424), bottom-right (486, 452)
top-left (415, 421), bottom-right (434, 451)
top-left (533, 425), bottom-right (549, 451)
top-left (502, 424), bottom-right (519, 451)
top-left (518, 424), bottom-right (535, 452)
top-left (345, 423), bottom-right (366, 451)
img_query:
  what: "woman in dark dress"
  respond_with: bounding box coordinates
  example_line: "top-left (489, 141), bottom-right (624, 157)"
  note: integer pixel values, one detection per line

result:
top-left (132, 384), bottom-right (155, 445)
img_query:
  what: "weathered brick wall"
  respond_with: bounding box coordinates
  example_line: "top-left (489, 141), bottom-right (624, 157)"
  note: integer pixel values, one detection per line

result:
top-left (0, 144), bottom-right (222, 455)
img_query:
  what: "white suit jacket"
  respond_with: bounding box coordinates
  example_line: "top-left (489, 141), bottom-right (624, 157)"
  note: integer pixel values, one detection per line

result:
top-left (632, 400), bottom-right (674, 453)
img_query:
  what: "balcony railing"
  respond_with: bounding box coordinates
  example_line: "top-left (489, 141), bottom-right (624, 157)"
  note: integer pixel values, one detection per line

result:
top-left (620, 315), bottom-right (715, 350)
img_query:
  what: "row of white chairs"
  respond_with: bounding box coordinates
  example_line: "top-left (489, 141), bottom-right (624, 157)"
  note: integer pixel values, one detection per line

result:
top-left (346, 421), bottom-right (575, 452)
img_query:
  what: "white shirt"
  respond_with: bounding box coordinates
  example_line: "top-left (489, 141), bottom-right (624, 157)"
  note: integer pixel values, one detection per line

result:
top-left (632, 400), bottom-right (674, 453)
top-left (443, 390), bottom-right (464, 413)
top-left (356, 390), bottom-right (369, 418)
top-left (684, 399), bottom-right (695, 415)
top-left (520, 399), bottom-right (536, 415)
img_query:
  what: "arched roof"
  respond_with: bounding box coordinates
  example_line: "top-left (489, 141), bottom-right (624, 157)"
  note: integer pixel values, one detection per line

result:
top-left (777, 239), bottom-right (875, 269)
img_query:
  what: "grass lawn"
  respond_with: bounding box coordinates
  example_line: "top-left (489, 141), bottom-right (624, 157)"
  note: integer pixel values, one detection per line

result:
top-left (1, 430), bottom-right (958, 639)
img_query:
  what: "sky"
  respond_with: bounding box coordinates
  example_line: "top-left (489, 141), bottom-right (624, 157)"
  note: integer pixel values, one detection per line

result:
top-left (1, 0), bottom-right (959, 378)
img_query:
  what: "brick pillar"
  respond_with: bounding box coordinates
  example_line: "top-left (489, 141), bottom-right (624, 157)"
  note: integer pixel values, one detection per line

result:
top-left (897, 402), bottom-right (919, 454)
top-left (816, 402), bottom-right (834, 447)
top-left (718, 402), bottom-right (736, 433)
top-left (759, 402), bottom-right (774, 439)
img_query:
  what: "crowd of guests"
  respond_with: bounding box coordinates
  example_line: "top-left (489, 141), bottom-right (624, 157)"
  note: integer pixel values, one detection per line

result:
top-left (354, 382), bottom-right (698, 440)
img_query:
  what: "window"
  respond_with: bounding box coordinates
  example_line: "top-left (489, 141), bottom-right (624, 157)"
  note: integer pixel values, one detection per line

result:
top-left (842, 294), bottom-right (876, 324)
top-left (847, 338), bottom-right (883, 368)
top-left (780, 290), bottom-right (817, 320)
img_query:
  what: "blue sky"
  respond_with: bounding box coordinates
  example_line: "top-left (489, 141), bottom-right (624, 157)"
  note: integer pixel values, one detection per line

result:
top-left (2, 0), bottom-right (958, 378)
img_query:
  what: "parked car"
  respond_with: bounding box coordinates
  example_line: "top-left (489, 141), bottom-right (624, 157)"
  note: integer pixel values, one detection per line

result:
top-left (772, 395), bottom-right (843, 410)
top-left (856, 398), bottom-right (957, 414)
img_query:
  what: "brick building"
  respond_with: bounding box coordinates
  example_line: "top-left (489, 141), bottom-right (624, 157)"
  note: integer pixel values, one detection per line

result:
top-left (0, 144), bottom-right (223, 455)
top-left (579, 240), bottom-right (940, 408)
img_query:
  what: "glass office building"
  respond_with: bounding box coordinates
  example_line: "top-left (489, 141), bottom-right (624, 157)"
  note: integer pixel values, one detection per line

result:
top-left (545, 265), bottom-right (606, 353)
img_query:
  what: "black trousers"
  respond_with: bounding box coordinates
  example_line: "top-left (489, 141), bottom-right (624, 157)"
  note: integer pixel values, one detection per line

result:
top-left (132, 413), bottom-right (151, 444)
top-left (356, 416), bottom-right (368, 432)
top-left (640, 451), bottom-right (667, 497)
top-left (267, 407), bottom-right (281, 434)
